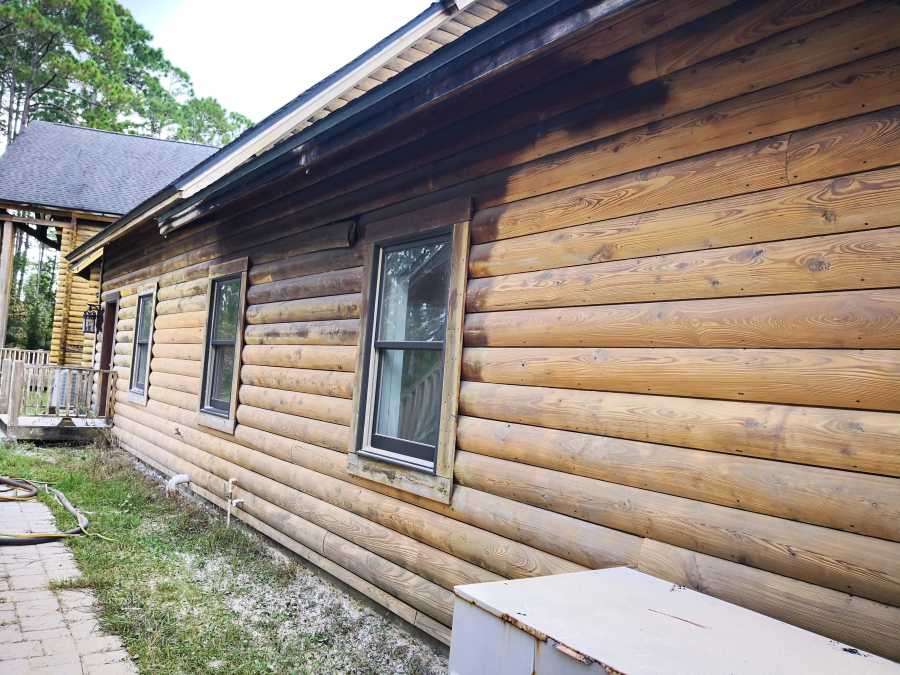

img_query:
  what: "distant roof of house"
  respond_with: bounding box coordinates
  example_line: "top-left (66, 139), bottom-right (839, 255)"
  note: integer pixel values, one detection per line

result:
top-left (0, 121), bottom-right (218, 216)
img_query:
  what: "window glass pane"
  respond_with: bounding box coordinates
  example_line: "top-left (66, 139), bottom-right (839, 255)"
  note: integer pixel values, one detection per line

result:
top-left (136, 295), bottom-right (153, 341)
top-left (132, 343), bottom-right (148, 391)
top-left (212, 278), bottom-right (241, 342)
top-left (209, 344), bottom-right (235, 411)
top-left (374, 348), bottom-right (442, 446)
top-left (377, 240), bottom-right (450, 342)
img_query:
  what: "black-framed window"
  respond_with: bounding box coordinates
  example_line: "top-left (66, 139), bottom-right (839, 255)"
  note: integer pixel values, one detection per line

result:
top-left (130, 293), bottom-right (153, 394)
top-left (361, 232), bottom-right (452, 471)
top-left (201, 275), bottom-right (241, 415)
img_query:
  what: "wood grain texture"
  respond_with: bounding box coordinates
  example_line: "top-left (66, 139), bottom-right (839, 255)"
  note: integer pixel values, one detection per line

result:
top-left (458, 381), bottom-right (900, 476)
top-left (236, 404), bottom-right (350, 452)
top-left (153, 343), bottom-right (203, 361)
top-left (240, 364), bottom-right (355, 399)
top-left (455, 451), bottom-right (900, 606)
top-left (153, 328), bottom-right (203, 344)
top-left (239, 384), bottom-right (352, 426)
top-left (245, 294), bottom-right (361, 325)
top-left (155, 310), bottom-right (206, 330)
top-left (463, 289), bottom-right (900, 349)
top-left (467, 227), bottom-right (900, 312)
top-left (149, 357), bottom-right (202, 379)
top-left (462, 347), bottom-right (900, 411)
top-left (148, 385), bottom-right (197, 411)
top-left (149, 371), bottom-right (200, 396)
top-left (241, 344), bottom-right (356, 372)
top-left (475, 46), bottom-right (900, 211)
top-left (243, 319), bottom-right (359, 346)
top-left (246, 267), bottom-right (363, 304)
top-left (470, 164), bottom-right (900, 277)
top-left (248, 247), bottom-right (364, 286)
top-left (156, 294), bottom-right (206, 316)
top-left (456, 416), bottom-right (900, 540)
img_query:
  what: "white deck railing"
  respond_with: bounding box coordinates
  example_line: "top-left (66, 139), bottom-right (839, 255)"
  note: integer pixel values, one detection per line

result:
top-left (0, 360), bottom-right (116, 426)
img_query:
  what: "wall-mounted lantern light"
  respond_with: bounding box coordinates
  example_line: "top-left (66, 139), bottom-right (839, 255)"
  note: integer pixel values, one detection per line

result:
top-left (82, 303), bottom-right (103, 334)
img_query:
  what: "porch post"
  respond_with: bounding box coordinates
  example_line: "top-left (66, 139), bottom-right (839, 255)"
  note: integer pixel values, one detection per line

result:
top-left (0, 220), bottom-right (15, 349)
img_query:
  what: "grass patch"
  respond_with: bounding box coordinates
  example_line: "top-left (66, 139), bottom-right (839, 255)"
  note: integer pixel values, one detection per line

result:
top-left (0, 442), bottom-right (447, 674)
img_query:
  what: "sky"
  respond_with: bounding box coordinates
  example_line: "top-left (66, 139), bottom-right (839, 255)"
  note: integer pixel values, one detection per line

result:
top-left (121, 0), bottom-right (432, 123)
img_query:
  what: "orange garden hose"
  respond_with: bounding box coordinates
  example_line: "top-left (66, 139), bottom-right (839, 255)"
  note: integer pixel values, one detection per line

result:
top-left (0, 476), bottom-right (89, 545)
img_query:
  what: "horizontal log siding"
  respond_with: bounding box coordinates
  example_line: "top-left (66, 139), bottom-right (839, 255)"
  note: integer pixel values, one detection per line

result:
top-left (102, 1), bottom-right (900, 660)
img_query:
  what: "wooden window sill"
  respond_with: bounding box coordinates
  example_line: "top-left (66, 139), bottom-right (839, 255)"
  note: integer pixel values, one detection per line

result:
top-left (196, 410), bottom-right (236, 434)
top-left (347, 452), bottom-right (452, 504)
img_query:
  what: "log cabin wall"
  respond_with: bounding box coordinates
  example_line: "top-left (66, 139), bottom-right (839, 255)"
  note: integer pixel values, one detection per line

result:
top-left (51, 219), bottom-right (103, 366)
top-left (97, 0), bottom-right (900, 659)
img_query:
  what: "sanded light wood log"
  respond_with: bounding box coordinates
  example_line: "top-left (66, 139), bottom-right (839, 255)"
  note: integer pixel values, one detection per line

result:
top-left (118, 400), bottom-right (580, 583)
top-left (462, 347), bottom-right (900, 412)
top-left (148, 385), bottom-right (197, 411)
top-left (117, 306), bottom-right (136, 321)
top-left (150, 357), bottom-right (202, 379)
top-left (153, 327), bottom-right (204, 345)
top-left (242, 344), bottom-right (356, 372)
top-left (115, 330), bottom-right (133, 344)
top-left (113, 423), bottom-right (455, 626)
top-left (470, 164), bottom-right (900, 277)
top-left (474, 49), bottom-right (900, 213)
top-left (156, 294), bottom-right (206, 316)
top-left (636, 539), bottom-right (900, 661)
top-left (468, 227), bottom-right (900, 312)
top-left (156, 277), bottom-right (208, 301)
top-left (240, 364), bottom-right (354, 398)
top-left (239, 385), bottom-right (350, 426)
top-left (458, 381), bottom-right (900, 476)
top-left (245, 293), bottom-right (361, 325)
top-left (244, 319), bottom-right (359, 346)
top-left (237, 404), bottom-right (349, 452)
top-left (153, 343), bottom-right (203, 361)
top-left (112, 354), bottom-right (131, 368)
top-left (116, 318), bottom-right (135, 332)
top-left (454, 451), bottom-right (900, 606)
top-left (248, 247), bottom-right (364, 286)
top-left (472, 134), bottom-right (782, 241)
top-left (788, 105), bottom-right (900, 184)
top-left (463, 289), bottom-right (900, 349)
top-left (156, 310), bottom-right (206, 330)
top-left (456, 416), bottom-right (900, 541)
top-left (118, 294), bottom-right (138, 309)
top-left (247, 267), bottom-right (363, 304)
top-left (114, 342), bottom-right (132, 356)
top-left (150, 371), bottom-right (199, 396)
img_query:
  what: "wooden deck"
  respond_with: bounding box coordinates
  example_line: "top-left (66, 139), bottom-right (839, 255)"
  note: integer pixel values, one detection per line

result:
top-left (0, 413), bottom-right (110, 442)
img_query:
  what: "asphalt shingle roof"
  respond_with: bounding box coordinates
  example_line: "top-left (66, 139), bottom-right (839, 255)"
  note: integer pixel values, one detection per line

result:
top-left (0, 122), bottom-right (218, 215)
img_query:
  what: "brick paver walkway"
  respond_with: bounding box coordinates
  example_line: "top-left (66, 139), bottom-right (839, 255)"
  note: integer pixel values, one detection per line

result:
top-left (0, 498), bottom-right (137, 674)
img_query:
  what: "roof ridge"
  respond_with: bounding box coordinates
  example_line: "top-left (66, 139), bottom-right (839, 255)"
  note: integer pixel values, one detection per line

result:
top-left (25, 121), bottom-right (221, 149)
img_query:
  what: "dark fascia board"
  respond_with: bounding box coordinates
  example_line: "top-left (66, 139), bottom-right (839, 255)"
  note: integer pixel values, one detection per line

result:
top-left (157, 0), bottom-right (644, 230)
